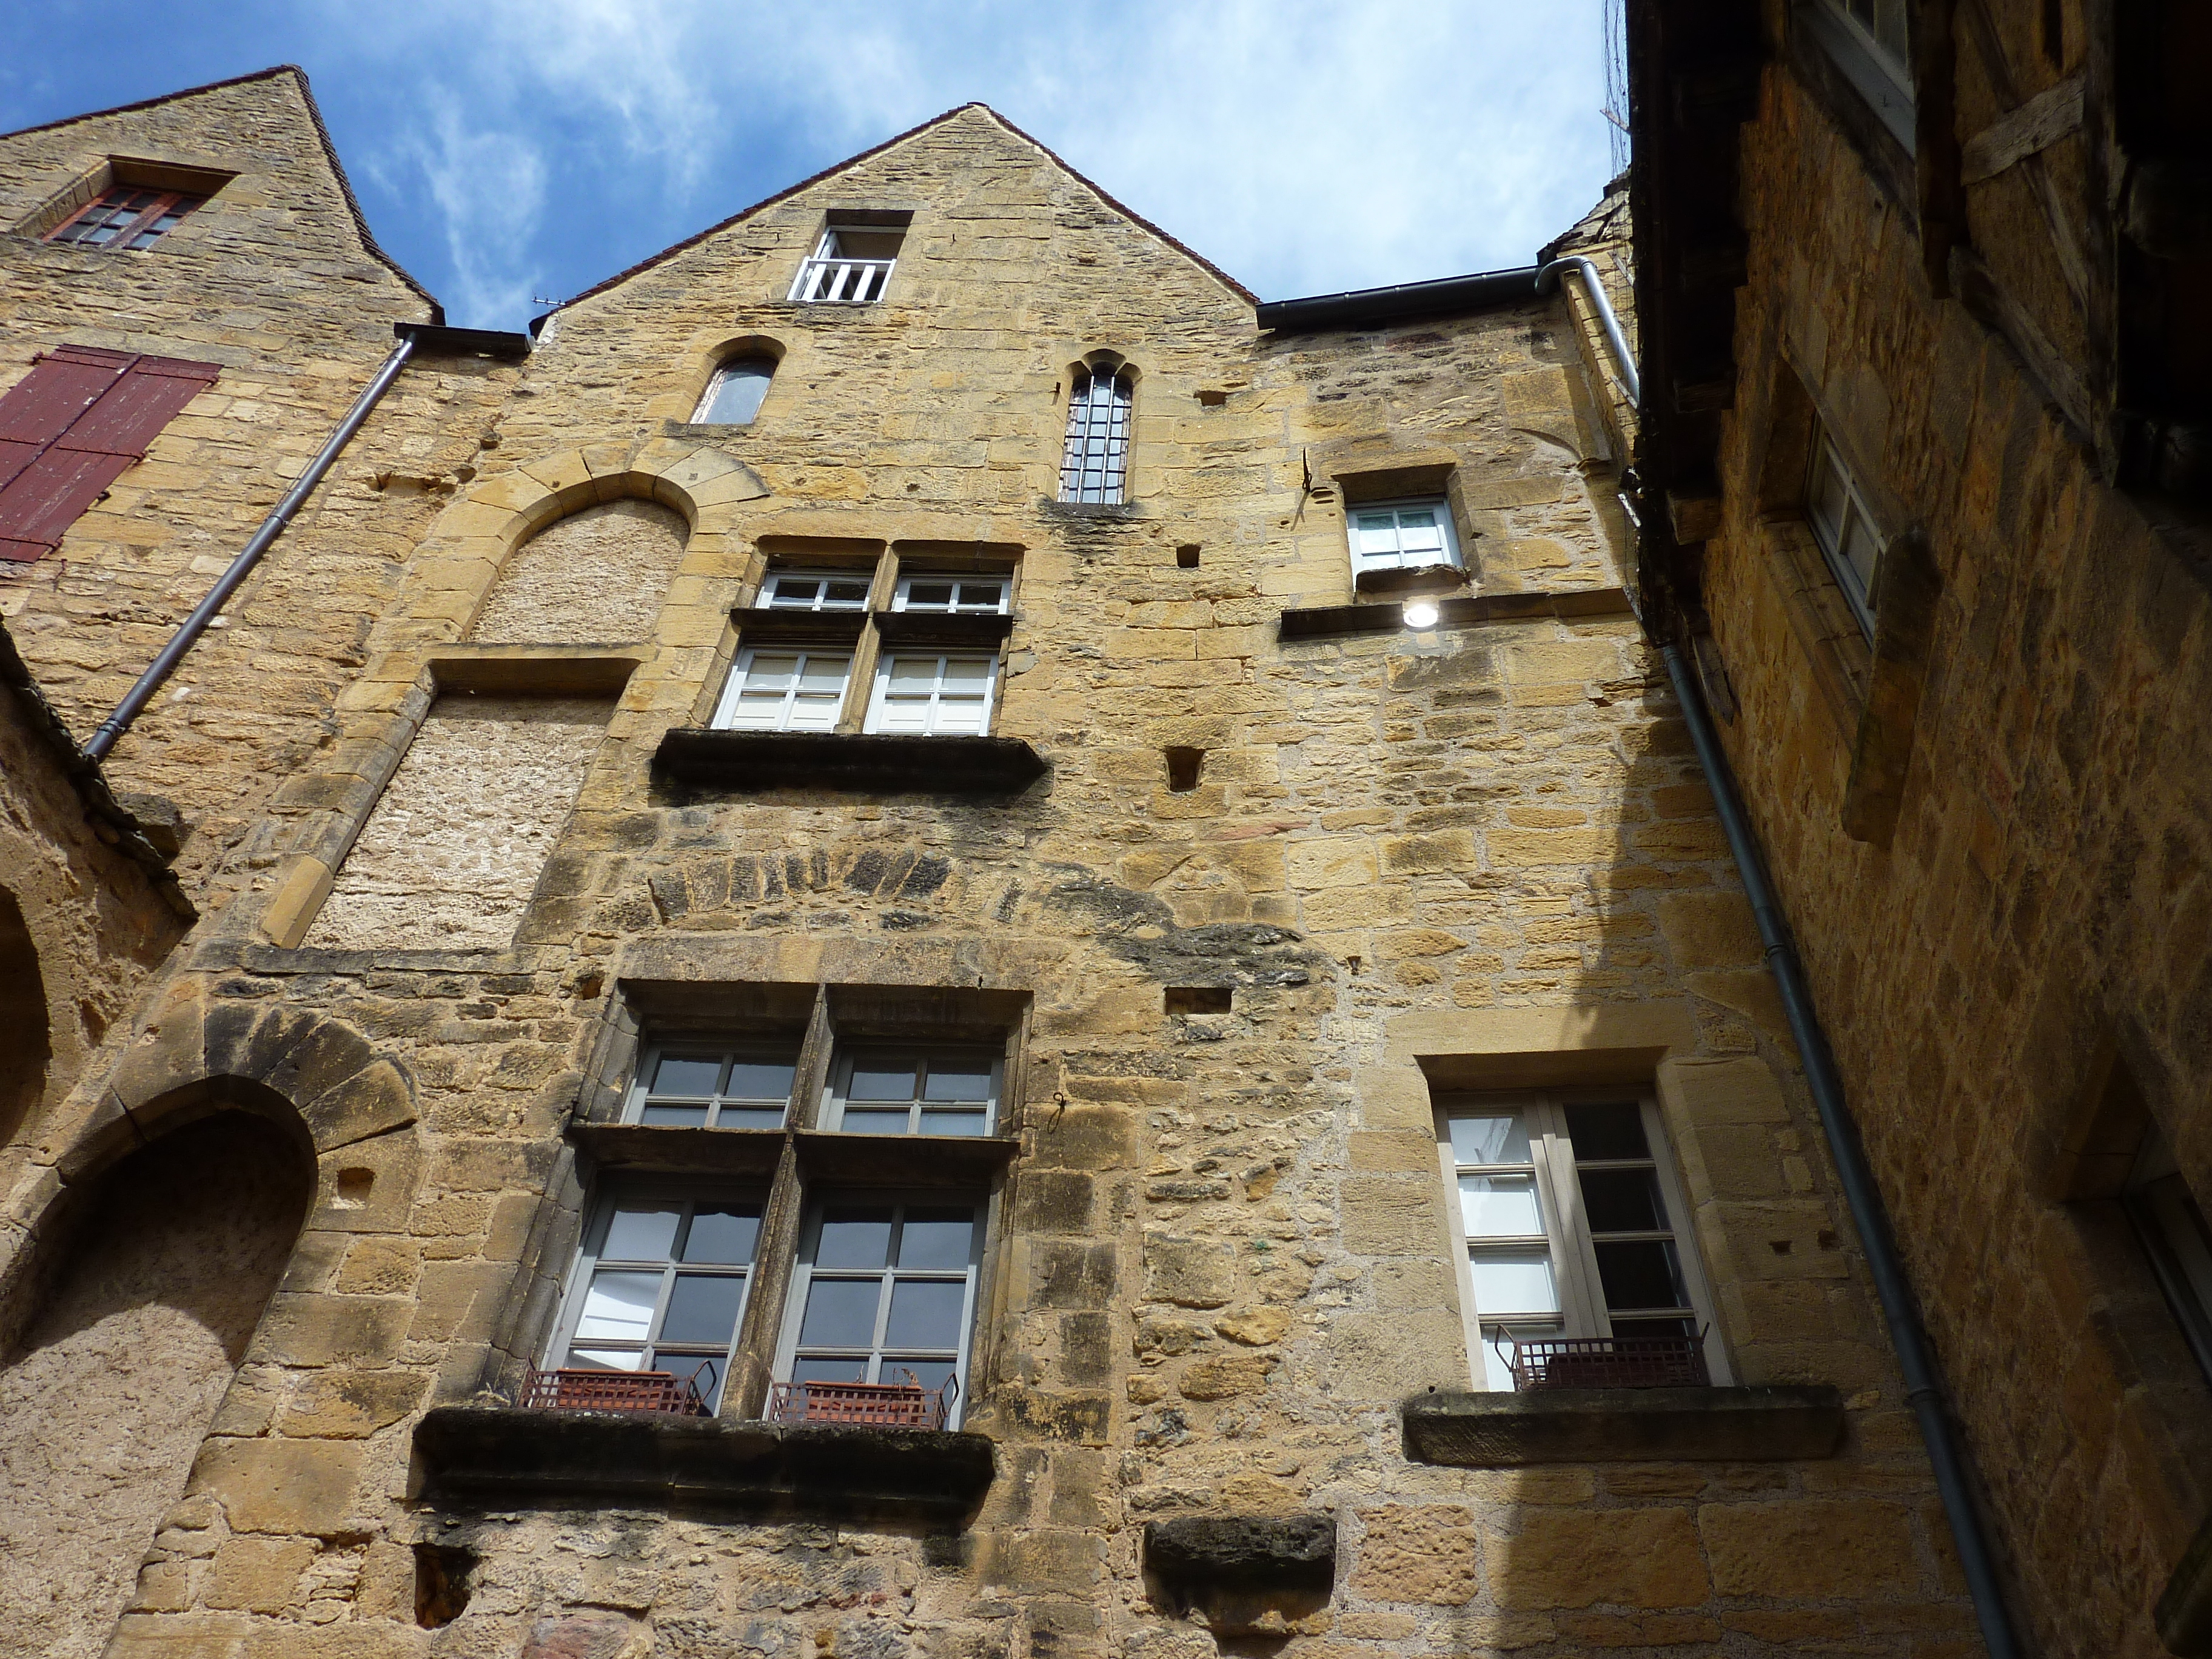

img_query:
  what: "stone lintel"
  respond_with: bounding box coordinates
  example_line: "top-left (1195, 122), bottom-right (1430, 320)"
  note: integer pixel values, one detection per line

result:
top-left (654, 730), bottom-right (1048, 794)
top-left (414, 1407), bottom-right (995, 1523)
top-left (1400, 1385), bottom-right (1846, 1465)
top-left (1144, 1515), bottom-right (1336, 1590)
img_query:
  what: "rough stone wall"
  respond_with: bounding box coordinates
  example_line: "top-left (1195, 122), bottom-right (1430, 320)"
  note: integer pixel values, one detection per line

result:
top-left (1696, 53), bottom-right (2212, 1659)
top-left (7, 102), bottom-right (1979, 1659)
top-left (0, 69), bottom-right (518, 912)
top-left (469, 499), bottom-right (689, 644)
top-left (306, 695), bottom-right (612, 951)
top-left (0, 1112), bottom-right (308, 1659)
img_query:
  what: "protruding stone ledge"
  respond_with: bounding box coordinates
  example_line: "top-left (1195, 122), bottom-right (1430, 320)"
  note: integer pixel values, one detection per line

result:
top-left (1279, 585), bottom-right (1635, 640)
top-left (414, 1407), bottom-right (995, 1524)
top-left (1401, 1385), bottom-right (1846, 1466)
top-left (654, 730), bottom-right (1048, 795)
top-left (1144, 1516), bottom-right (1336, 1632)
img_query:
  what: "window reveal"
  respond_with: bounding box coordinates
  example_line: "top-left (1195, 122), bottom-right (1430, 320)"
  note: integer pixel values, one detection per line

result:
top-left (1059, 363), bottom-right (1133, 504)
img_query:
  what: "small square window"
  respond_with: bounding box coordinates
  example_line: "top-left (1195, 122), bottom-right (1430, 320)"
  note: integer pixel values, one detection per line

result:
top-left (825, 1048), bottom-right (1000, 1136)
top-left (893, 573), bottom-right (1010, 614)
top-left (712, 646), bottom-right (853, 731)
top-left (864, 652), bottom-right (998, 737)
top-left (1347, 498), bottom-right (1461, 578)
top-left (626, 1042), bottom-right (799, 1130)
top-left (791, 221), bottom-right (906, 304)
top-left (757, 568), bottom-right (873, 611)
top-left (45, 186), bottom-right (207, 251)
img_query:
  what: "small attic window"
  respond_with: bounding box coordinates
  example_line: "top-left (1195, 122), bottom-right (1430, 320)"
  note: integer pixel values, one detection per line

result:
top-left (791, 215), bottom-right (910, 304)
top-left (29, 158), bottom-right (232, 250)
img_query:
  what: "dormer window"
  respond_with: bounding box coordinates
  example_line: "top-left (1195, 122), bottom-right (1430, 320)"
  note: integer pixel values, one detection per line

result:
top-left (791, 218), bottom-right (907, 304)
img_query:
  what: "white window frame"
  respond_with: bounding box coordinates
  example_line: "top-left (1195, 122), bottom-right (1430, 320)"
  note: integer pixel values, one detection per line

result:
top-left (789, 225), bottom-right (900, 304)
top-left (821, 1047), bottom-right (1002, 1137)
top-left (1346, 497), bottom-right (1463, 577)
top-left (546, 1187), bottom-right (766, 1410)
top-left (711, 645), bottom-right (853, 732)
top-left (862, 650), bottom-right (999, 737)
top-left (755, 568), bottom-right (873, 611)
top-left (1436, 1089), bottom-right (1728, 1391)
top-left (892, 572), bottom-right (1011, 614)
top-left (692, 356), bottom-right (776, 426)
top-left (1801, 0), bottom-right (1915, 149)
top-left (1805, 427), bottom-right (1885, 638)
top-left (772, 1191), bottom-right (985, 1427)
top-left (625, 1040), bottom-right (801, 1130)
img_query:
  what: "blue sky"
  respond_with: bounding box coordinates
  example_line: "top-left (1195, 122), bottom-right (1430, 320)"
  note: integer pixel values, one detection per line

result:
top-left (2, 2), bottom-right (1621, 330)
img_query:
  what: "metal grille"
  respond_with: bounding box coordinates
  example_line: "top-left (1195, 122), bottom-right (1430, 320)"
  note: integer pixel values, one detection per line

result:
top-left (1059, 365), bottom-right (1132, 503)
top-left (518, 1364), bottom-right (711, 1415)
top-left (768, 1373), bottom-right (957, 1430)
top-left (1508, 1335), bottom-right (1709, 1390)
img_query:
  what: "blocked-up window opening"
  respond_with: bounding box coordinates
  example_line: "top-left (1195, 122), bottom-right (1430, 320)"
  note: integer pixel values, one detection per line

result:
top-left (469, 499), bottom-right (688, 644)
top-left (305, 695), bottom-right (611, 950)
top-left (1060, 362), bottom-right (1133, 504)
top-left (0, 346), bottom-right (218, 563)
top-left (0, 1114), bottom-right (309, 1658)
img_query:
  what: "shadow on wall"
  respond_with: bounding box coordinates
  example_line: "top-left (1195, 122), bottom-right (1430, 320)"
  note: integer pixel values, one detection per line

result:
top-left (0, 888), bottom-right (52, 1147)
top-left (0, 1110), bottom-right (312, 1659)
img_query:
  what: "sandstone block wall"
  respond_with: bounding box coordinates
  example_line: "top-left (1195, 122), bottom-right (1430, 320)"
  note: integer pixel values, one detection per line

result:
top-left (0, 98), bottom-right (1983, 1659)
top-left (1689, 28), bottom-right (2212, 1659)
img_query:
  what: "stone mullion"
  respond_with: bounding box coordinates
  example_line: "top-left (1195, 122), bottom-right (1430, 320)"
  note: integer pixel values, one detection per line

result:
top-left (725, 1136), bottom-right (806, 1421)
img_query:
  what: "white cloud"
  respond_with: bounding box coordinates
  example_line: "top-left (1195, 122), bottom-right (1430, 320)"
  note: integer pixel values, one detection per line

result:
top-left (317, 0), bottom-right (1615, 325)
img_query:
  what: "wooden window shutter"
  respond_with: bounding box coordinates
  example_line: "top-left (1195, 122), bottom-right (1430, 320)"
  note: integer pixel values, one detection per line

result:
top-left (0, 346), bottom-right (217, 563)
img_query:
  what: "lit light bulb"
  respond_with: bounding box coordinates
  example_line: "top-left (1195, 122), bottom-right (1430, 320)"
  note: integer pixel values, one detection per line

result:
top-left (1401, 596), bottom-right (1441, 629)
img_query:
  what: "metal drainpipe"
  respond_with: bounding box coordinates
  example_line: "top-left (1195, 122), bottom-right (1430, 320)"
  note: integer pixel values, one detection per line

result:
top-left (1653, 633), bottom-right (2026, 1659)
top-left (82, 330), bottom-right (420, 761)
top-left (1535, 256), bottom-right (1641, 406)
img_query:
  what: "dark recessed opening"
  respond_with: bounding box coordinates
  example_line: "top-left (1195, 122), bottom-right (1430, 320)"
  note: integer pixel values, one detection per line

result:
top-left (1176, 545), bottom-right (1201, 569)
top-left (1196, 389), bottom-right (1228, 407)
top-left (1166, 987), bottom-right (1232, 1015)
top-left (414, 1543), bottom-right (475, 1628)
top-left (1164, 746), bottom-right (1204, 792)
top-left (335, 1167), bottom-right (374, 1208)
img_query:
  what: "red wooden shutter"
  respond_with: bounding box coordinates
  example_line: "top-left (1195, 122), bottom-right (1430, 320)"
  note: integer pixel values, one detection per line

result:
top-left (0, 347), bottom-right (217, 563)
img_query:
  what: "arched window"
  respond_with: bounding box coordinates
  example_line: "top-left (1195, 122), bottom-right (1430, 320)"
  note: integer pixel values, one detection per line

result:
top-left (1059, 360), bottom-right (1133, 504)
top-left (695, 355), bottom-right (777, 426)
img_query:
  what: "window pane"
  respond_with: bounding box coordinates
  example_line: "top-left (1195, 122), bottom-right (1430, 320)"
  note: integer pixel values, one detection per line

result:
top-left (769, 577), bottom-right (822, 606)
top-left (898, 1210), bottom-right (976, 1269)
top-left (1839, 513), bottom-right (1882, 598)
top-left (798, 655), bottom-right (851, 692)
top-left (1448, 1115), bottom-right (1531, 1165)
top-left (603, 1206), bottom-right (682, 1261)
top-left (640, 1102), bottom-right (711, 1127)
top-left (1593, 1239), bottom-right (1688, 1313)
top-left (1609, 1316), bottom-right (1697, 1344)
top-left (726, 1060), bottom-right (796, 1101)
top-left (906, 581), bottom-right (956, 609)
top-left (881, 1358), bottom-right (957, 1396)
top-left (1563, 1102), bottom-right (1649, 1162)
top-left (1578, 1167), bottom-right (1666, 1234)
top-left (885, 1279), bottom-right (966, 1349)
top-left (1808, 449), bottom-right (1851, 546)
top-left (1467, 1248), bottom-right (1560, 1316)
top-left (1460, 1173), bottom-right (1543, 1238)
top-left (653, 1055), bottom-right (722, 1096)
top-left (700, 359), bottom-right (773, 424)
top-left (887, 659), bottom-right (937, 690)
top-left (683, 1206), bottom-right (761, 1264)
top-left (567, 1347), bottom-right (645, 1371)
top-left (919, 1108), bottom-right (988, 1135)
top-left (577, 1271), bottom-right (662, 1341)
top-left (850, 1062), bottom-right (918, 1101)
top-left (817, 1208), bottom-right (894, 1268)
top-left (843, 1107), bottom-right (912, 1134)
top-left (799, 1277), bottom-right (882, 1347)
top-left (922, 1062), bottom-right (993, 1102)
top-left (791, 1356), bottom-right (870, 1384)
top-left (956, 581), bottom-right (1004, 610)
top-left (660, 1273), bottom-right (749, 1344)
top-left (717, 1106), bottom-right (786, 1130)
top-left (825, 578), bottom-right (871, 606)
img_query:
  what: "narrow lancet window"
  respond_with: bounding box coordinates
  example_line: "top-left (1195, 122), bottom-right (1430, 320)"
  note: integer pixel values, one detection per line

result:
top-left (1059, 360), bottom-right (1133, 504)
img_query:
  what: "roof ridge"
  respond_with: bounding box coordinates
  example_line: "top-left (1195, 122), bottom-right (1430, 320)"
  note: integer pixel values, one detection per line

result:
top-left (0, 65), bottom-right (442, 321)
top-left (541, 99), bottom-right (1253, 320)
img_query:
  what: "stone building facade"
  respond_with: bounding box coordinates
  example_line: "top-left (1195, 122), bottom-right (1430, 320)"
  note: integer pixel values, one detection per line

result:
top-left (0, 69), bottom-right (1997, 1659)
top-left (1629, 1), bottom-right (2212, 1656)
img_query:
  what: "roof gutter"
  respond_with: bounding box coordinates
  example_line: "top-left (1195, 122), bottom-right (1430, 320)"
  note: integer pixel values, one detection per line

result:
top-left (82, 321), bottom-right (528, 762)
top-left (1257, 265), bottom-right (1543, 332)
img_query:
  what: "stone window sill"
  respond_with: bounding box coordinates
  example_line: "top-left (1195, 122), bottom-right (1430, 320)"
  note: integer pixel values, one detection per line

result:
top-left (653, 730), bottom-right (1048, 794)
top-left (414, 1407), bottom-right (995, 1523)
top-left (571, 1121), bottom-right (785, 1178)
top-left (1279, 586), bottom-right (1632, 640)
top-left (1401, 1384), bottom-right (1846, 1466)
